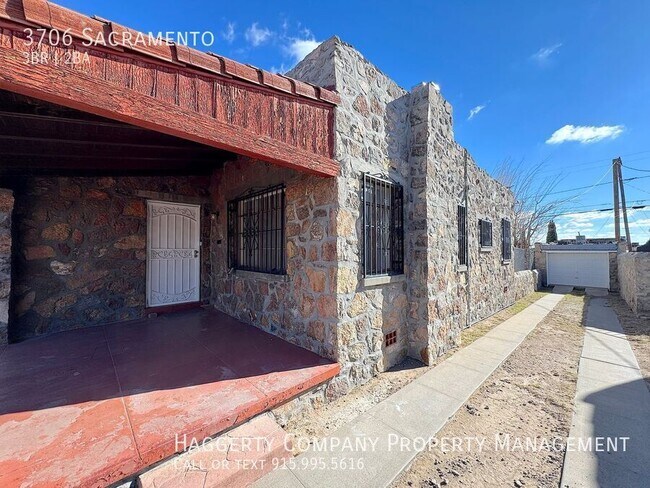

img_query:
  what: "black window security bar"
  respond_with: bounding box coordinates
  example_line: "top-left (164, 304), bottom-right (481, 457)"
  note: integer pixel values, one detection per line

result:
top-left (502, 219), bottom-right (512, 261)
top-left (362, 173), bottom-right (404, 277)
top-left (458, 205), bottom-right (468, 266)
top-left (227, 185), bottom-right (286, 275)
top-left (479, 219), bottom-right (493, 248)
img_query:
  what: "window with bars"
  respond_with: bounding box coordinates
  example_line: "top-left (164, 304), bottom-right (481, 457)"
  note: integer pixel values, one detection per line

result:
top-left (479, 219), bottom-right (493, 249)
top-left (458, 205), bottom-right (468, 266)
top-left (502, 219), bottom-right (512, 262)
top-left (362, 174), bottom-right (404, 277)
top-left (227, 185), bottom-right (285, 275)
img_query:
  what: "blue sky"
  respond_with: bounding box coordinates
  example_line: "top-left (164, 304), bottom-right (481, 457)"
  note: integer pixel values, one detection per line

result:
top-left (58, 0), bottom-right (650, 243)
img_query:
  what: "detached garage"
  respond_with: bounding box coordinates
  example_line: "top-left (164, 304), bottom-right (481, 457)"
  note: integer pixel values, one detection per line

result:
top-left (542, 244), bottom-right (617, 290)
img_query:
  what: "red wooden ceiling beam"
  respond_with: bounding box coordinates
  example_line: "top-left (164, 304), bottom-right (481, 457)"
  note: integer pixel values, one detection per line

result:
top-left (0, 43), bottom-right (339, 176)
top-left (0, 0), bottom-right (340, 105)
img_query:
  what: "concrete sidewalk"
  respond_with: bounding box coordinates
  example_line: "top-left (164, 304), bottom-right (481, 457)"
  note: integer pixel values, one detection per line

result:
top-left (560, 297), bottom-right (650, 488)
top-left (255, 293), bottom-right (565, 488)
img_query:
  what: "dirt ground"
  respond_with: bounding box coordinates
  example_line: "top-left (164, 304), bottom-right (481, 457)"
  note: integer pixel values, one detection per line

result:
top-left (283, 292), bottom-right (549, 451)
top-left (607, 293), bottom-right (650, 390)
top-left (392, 293), bottom-right (586, 488)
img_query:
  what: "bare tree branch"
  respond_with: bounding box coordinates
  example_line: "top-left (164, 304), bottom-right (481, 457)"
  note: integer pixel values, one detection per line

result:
top-left (494, 158), bottom-right (567, 249)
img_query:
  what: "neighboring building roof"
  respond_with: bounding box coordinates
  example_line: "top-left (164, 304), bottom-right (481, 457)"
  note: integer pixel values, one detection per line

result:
top-left (540, 244), bottom-right (617, 251)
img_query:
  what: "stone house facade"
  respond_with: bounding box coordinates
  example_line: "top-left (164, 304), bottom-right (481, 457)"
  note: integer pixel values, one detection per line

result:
top-left (0, 31), bottom-right (537, 396)
top-left (284, 38), bottom-right (536, 395)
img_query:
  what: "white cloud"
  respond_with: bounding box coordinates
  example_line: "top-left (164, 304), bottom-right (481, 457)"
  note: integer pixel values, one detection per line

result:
top-left (531, 43), bottom-right (562, 64)
top-left (283, 32), bottom-right (321, 64)
top-left (554, 207), bottom-right (650, 242)
top-left (270, 63), bottom-right (290, 74)
top-left (245, 23), bottom-right (272, 47)
top-left (546, 124), bottom-right (624, 144)
top-left (468, 104), bottom-right (486, 120)
top-left (222, 22), bottom-right (236, 43)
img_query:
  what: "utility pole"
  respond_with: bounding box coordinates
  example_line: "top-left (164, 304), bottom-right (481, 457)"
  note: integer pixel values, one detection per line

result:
top-left (613, 158), bottom-right (621, 243)
top-left (617, 158), bottom-right (633, 251)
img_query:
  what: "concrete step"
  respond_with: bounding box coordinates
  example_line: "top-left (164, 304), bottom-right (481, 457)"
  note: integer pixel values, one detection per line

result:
top-left (137, 412), bottom-right (292, 488)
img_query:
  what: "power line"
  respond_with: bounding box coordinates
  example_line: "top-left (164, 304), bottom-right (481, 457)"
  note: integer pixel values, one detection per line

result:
top-left (561, 198), bottom-right (649, 210)
top-left (548, 175), bottom-right (650, 196)
top-left (624, 164), bottom-right (650, 173)
top-left (553, 204), bottom-right (649, 217)
top-left (593, 213), bottom-right (613, 236)
top-left (626, 183), bottom-right (650, 196)
top-left (565, 166), bottom-right (611, 201)
top-left (534, 150), bottom-right (650, 176)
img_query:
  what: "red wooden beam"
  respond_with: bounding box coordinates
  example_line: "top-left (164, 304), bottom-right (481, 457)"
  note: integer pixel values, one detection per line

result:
top-left (0, 41), bottom-right (339, 176)
top-left (0, 0), bottom-right (341, 105)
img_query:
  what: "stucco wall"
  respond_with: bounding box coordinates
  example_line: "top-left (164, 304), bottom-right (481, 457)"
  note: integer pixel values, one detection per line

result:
top-left (6, 175), bottom-right (212, 341)
top-left (618, 252), bottom-right (650, 316)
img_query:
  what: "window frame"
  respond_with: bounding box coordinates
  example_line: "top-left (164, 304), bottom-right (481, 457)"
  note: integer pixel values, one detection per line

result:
top-left (479, 218), bottom-right (493, 250)
top-left (227, 184), bottom-right (286, 275)
top-left (362, 173), bottom-right (404, 278)
top-left (457, 205), bottom-right (468, 267)
top-left (501, 218), bottom-right (512, 263)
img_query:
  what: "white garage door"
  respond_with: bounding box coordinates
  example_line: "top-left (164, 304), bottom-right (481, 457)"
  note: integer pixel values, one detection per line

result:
top-left (546, 252), bottom-right (610, 289)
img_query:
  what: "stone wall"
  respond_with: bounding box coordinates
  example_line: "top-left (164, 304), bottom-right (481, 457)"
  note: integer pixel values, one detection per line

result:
top-left (405, 82), bottom-right (519, 362)
top-left (534, 243), bottom-right (548, 286)
top-left (618, 252), bottom-right (650, 316)
top-left (3, 37), bottom-right (537, 397)
top-left (289, 38), bottom-right (412, 395)
top-left (0, 189), bottom-right (13, 344)
top-left (609, 252), bottom-right (619, 292)
top-left (209, 157), bottom-right (339, 361)
top-left (514, 270), bottom-right (539, 301)
top-left (290, 38), bottom-right (527, 389)
top-left (6, 175), bottom-right (211, 341)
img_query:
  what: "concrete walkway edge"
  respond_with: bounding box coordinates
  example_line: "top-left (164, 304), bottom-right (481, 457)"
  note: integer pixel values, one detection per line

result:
top-left (255, 293), bottom-right (565, 488)
top-left (560, 297), bottom-right (650, 488)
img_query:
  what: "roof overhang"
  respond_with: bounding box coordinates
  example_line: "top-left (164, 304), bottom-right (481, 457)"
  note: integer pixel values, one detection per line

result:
top-left (0, 0), bottom-right (340, 177)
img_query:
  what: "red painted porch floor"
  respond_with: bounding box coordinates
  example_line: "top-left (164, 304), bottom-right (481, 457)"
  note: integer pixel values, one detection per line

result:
top-left (0, 309), bottom-right (339, 487)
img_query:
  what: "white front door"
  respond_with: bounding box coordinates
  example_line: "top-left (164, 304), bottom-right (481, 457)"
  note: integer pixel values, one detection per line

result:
top-left (146, 201), bottom-right (201, 307)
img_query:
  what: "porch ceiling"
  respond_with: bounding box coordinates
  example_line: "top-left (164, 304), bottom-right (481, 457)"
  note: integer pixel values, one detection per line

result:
top-left (0, 90), bottom-right (235, 175)
top-left (0, 0), bottom-right (340, 177)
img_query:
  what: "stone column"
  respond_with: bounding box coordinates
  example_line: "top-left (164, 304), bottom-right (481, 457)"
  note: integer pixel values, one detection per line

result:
top-left (406, 83), bottom-right (434, 363)
top-left (406, 82), bottom-right (458, 364)
top-left (406, 82), bottom-right (473, 364)
top-left (0, 189), bottom-right (13, 344)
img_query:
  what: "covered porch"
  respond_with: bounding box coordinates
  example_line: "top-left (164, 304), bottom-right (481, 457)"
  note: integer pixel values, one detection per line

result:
top-left (0, 307), bottom-right (339, 486)
top-left (0, 1), bottom-right (342, 486)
